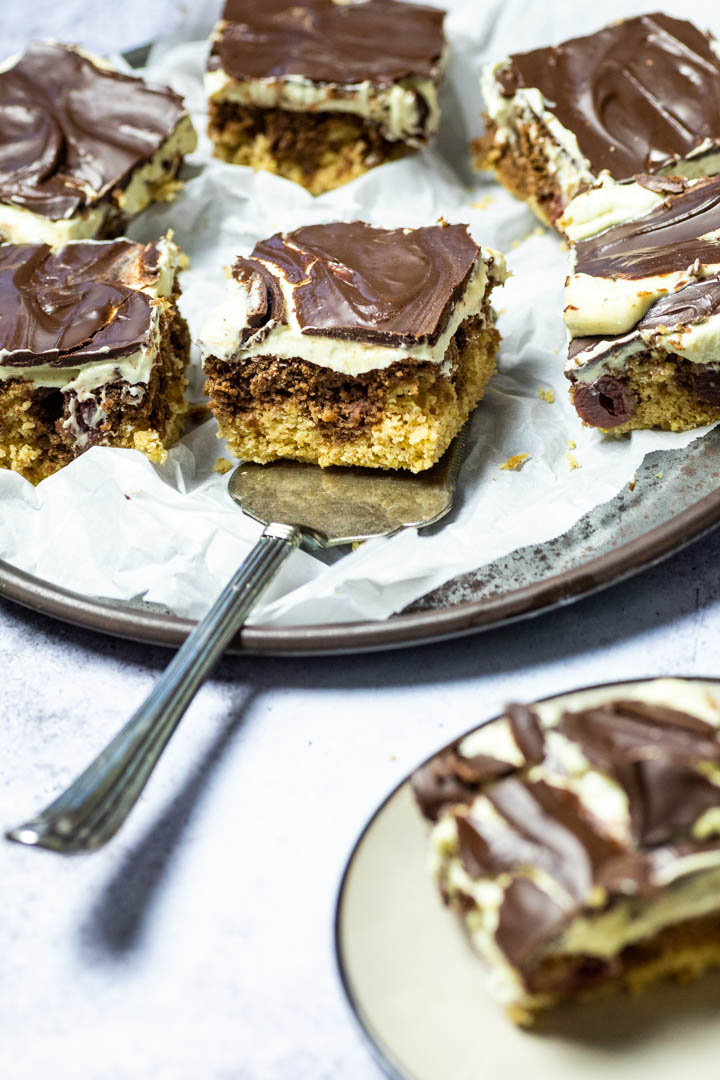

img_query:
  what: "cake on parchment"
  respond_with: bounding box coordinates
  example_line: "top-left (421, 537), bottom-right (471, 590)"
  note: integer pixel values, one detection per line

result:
top-left (562, 174), bottom-right (720, 434)
top-left (0, 42), bottom-right (197, 245)
top-left (474, 14), bottom-right (720, 230)
top-left (205, 0), bottom-right (447, 195)
top-left (412, 679), bottom-right (720, 1025)
top-left (200, 221), bottom-right (506, 472)
top-left (0, 235), bottom-right (190, 484)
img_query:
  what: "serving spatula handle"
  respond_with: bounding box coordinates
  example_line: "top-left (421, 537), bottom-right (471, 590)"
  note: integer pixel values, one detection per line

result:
top-left (6, 523), bottom-right (301, 854)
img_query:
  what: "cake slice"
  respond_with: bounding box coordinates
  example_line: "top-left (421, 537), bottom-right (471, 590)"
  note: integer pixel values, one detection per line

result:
top-left (562, 174), bottom-right (720, 433)
top-left (412, 680), bottom-right (720, 1025)
top-left (474, 14), bottom-right (720, 229)
top-left (0, 235), bottom-right (190, 483)
top-left (0, 42), bottom-right (197, 245)
top-left (200, 221), bottom-right (506, 472)
top-left (205, 0), bottom-right (447, 195)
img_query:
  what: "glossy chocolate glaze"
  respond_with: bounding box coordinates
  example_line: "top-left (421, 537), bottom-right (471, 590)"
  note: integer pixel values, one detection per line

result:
top-left (414, 696), bottom-right (720, 980)
top-left (208, 0), bottom-right (446, 86)
top-left (497, 13), bottom-right (720, 180)
top-left (574, 176), bottom-right (720, 280)
top-left (0, 43), bottom-right (188, 220)
top-left (247, 221), bottom-right (481, 347)
top-left (0, 241), bottom-right (160, 366)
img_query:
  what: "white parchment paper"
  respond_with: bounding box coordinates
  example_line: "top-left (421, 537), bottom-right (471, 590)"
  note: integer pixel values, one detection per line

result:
top-left (1, 0), bottom-right (718, 625)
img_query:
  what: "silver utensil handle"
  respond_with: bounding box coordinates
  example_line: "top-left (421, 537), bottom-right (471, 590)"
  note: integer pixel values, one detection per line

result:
top-left (6, 523), bottom-right (302, 854)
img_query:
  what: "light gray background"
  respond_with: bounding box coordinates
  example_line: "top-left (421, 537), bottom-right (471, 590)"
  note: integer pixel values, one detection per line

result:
top-left (3, 4), bottom-right (720, 1079)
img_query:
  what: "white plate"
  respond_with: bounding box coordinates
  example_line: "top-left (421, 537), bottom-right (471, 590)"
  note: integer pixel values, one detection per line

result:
top-left (335, 678), bottom-right (720, 1080)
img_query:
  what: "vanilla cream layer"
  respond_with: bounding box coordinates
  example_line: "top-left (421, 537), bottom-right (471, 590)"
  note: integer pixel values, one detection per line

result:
top-left (0, 114), bottom-right (197, 246)
top-left (199, 247), bottom-right (506, 378)
top-left (429, 678), bottom-right (720, 1012)
top-left (205, 57), bottom-right (445, 145)
top-left (0, 234), bottom-right (180, 399)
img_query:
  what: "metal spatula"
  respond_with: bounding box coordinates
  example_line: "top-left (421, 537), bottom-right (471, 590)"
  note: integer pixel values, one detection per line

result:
top-left (6, 430), bottom-right (467, 853)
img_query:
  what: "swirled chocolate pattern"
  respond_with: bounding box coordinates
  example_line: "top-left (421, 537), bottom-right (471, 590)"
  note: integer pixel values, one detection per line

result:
top-left (0, 241), bottom-right (160, 366)
top-left (208, 0), bottom-right (446, 86)
top-left (574, 175), bottom-right (720, 280)
top-left (250, 222), bottom-right (480, 347)
top-left (497, 14), bottom-right (720, 181)
top-left (0, 43), bottom-right (189, 220)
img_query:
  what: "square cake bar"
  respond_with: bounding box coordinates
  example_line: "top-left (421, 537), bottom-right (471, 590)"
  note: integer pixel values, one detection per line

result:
top-left (205, 0), bottom-right (447, 195)
top-left (0, 235), bottom-right (190, 483)
top-left (0, 42), bottom-right (197, 245)
top-left (200, 221), bottom-right (506, 472)
top-left (475, 14), bottom-right (720, 229)
top-left (412, 680), bottom-right (720, 1025)
top-left (563, 174), bottom-right (720, 434)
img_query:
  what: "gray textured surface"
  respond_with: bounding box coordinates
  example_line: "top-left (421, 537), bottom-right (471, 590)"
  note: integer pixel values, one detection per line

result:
top-left (3, 4), bottom-right (720, 1079)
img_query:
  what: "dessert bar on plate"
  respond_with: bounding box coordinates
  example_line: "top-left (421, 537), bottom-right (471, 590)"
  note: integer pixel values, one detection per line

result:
top-left (200, 220), bottom-right (505, 472)
top-left (475, 13), bottom-right (720, 230)
top-left (412, 679), bottom-right (720, 1025)
top-left (563, 174), bottom-right (720, 433)
top-left (205, 0), bottom-right (447, 195)
top-left (0, 235), bottom-right (190, 484)
top-left (0, 42), bottom-right (197, 245)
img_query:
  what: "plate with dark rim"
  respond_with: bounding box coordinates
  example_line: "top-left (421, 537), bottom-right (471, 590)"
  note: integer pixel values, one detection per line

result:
top-left (334, 676), bottom-right (720, 1080)
top-left (2, 430), bottom-right (720, 654)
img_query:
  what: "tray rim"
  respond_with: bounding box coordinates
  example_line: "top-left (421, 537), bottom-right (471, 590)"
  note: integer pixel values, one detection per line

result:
top-left (333, 674), bottom-right (720, 1080)
top-left (1, 485), bottom-right (720, 655)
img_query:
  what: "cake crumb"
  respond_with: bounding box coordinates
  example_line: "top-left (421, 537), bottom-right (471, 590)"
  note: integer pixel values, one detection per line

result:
top-left (213, 457), bottom-right (233, 475)
top-left (500, 453), bottom-right (530, 472)
top-left (629, 471), bottom-right (637, 492)
top-left (470, 195), bottom-right (494, 211)
top-left (656, 470), bottom-right (664, 479)
top-left (568, 439), bottom-right (576, 450)
top-left (538, 387), bottom-right (555, 404)
top-left (566, 453), bottom-right (580, 470)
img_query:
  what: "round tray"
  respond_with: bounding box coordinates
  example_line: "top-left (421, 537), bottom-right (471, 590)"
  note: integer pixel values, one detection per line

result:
top-left (2, 431), bottom-right (720, 655)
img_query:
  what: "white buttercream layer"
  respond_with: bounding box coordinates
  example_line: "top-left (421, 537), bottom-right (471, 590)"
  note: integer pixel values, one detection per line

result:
top-left (199, 246), bottom-right (507, 378)
top-left (205, 55), bottom-right (445, 146)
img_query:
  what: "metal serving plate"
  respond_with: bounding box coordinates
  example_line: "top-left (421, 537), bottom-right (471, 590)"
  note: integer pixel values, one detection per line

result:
top-left (2, 428), bottom-right (720, 655)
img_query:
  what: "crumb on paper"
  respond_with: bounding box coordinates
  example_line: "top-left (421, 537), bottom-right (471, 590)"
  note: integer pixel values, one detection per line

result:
top-left (500, 453), bottom-right (530, 472)
top-left (656, 470), bottom-right (664, 479)
top-left (494, 306), bottom-right (506, 316)
top-left (351, 540), bottom-right (365, 550)
top-left (566, 453), bottom-right (580, 470)
top-left (470, 195), bottom-right (493, 211)
top-left (213, 457), bottom-right (233, 475)
top-left (538, 387), bottom-right (555, 404)
top-left (628, 470), bottom-right (637, 492)
top-left (188, 404), bottom-right (211, 424)
top-left (568, 439), bottom-right (576, 450)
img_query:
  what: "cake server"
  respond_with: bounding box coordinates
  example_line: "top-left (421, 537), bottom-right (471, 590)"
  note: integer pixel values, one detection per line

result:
top-left (7, 430), bottom-right (467, 853)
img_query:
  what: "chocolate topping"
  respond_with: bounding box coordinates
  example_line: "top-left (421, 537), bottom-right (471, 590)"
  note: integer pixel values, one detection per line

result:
top-left (0, 43), bottom-right (188, 220)
top-left (495, 878), bottom-right (568, 971)
top-left (574, 176), bottom-right (720, 280)
top-left (232, 257), bottom-right (286, 343)
top-left (249, 222), bottom-right (480, 347)
top-left (573, 375), bottom-right (636, 428)
top-left (637, 277), bottom-right (720, 332)
top-left (415, 694), bottom-right (720, 977)
top-left (507, 703), bottom-right (545, 764)
top-left (497, 14), bottom-right (720, 181)
top-left (209, 0), bottom-right (446, 87)
top-left (0, 241), bottom-right (159, 366)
